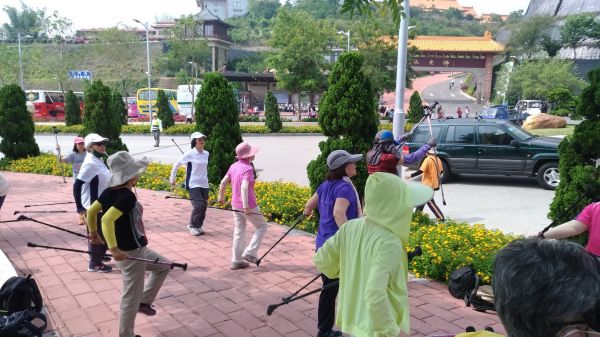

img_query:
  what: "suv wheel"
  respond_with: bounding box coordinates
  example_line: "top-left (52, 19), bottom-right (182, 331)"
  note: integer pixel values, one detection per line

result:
top-left (537, 162), bottom-right (560, 190)
top-left (440, 160), bottom-right (451, 183)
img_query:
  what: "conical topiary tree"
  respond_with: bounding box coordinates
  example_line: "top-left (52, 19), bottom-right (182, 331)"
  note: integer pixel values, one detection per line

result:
top-left (307, 52), bottom-right (378, 197)
top-left (264, 90), bottom-right (282, 132)
top-left (407, 90), bottom-right (424, 124)
top-left (110, 89), bottom-right (127, 126)
top-left (82, 80), bottom-right (128, 155)
top-left (0, 84), bottom-right (40, 159)
top-left (549, 66), bottom-right (600, 227)
top-left (156, 89), bottom-right (174, 128)
top-left (64, 90), bottom-right (82, 126)
top-left (196, 72), bottom-right (243, 184)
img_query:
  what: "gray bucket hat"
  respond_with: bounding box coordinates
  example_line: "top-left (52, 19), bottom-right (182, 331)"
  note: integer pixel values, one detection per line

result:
top-left (107, 151), bottom-right (150, 187)
top-left (327, 150), bottom-right (363, 170)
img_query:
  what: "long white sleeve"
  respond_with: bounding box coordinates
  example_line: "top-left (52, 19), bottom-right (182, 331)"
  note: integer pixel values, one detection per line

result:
top-left (241, 179), bottom-right (249, 209)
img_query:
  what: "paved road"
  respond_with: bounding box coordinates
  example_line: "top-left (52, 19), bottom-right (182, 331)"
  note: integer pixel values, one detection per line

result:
top-left (36, 133), bottom-right (553, 236)
top-left (421, 74), bottom-right (483, 118)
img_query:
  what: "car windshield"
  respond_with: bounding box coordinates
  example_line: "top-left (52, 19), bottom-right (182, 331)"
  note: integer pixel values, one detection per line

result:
top-left (505, 124), bottom-right (535, 140)
top-left (479, 108), bottom-right (496, 117)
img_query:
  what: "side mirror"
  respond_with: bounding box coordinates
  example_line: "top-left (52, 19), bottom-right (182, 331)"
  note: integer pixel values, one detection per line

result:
top-left (510, 140), bottom-right (520, 148)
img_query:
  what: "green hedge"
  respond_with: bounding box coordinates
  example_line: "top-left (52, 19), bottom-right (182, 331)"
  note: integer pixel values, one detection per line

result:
top-left (2, 153), bottom-right (518, 284)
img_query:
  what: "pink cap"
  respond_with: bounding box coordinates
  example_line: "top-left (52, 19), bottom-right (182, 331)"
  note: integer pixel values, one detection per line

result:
top-left (73, 136), bottom-right (85, 144)
top-left (235, 142), bottom-right (260, 159)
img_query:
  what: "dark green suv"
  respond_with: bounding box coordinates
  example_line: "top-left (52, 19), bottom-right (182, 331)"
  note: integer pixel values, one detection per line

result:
top-left (404, 118), bottom-right (562, 189)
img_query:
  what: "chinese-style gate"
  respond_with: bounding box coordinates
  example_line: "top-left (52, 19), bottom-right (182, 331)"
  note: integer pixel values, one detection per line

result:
top-left (408, 31), bottom-right (504, 103)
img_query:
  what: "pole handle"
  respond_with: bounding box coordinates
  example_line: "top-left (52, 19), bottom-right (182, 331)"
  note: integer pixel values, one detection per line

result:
top-left (171, 262), bottom-right (188, 270)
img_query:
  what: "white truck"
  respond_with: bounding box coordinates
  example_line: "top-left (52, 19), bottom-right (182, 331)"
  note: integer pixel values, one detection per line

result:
top-left (177, 84), bottom-right (201, 117)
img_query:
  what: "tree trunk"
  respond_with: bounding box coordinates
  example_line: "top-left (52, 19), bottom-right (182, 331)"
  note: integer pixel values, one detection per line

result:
top-left (296, 91), bottom-right (301, 122)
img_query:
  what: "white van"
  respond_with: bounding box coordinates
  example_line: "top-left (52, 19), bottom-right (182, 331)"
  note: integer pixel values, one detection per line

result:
top-left (177, 85), bottom-right (201, 116)
top-left (516, 100), bottom-right (544, 115)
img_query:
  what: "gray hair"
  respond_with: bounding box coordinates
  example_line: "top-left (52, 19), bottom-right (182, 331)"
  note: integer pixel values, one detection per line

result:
top-left (493, 238), bottom-right (600, 337)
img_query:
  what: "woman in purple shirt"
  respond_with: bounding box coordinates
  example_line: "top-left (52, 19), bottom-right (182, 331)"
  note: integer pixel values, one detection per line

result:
top-left (303, 149), bottom-right (363, 337)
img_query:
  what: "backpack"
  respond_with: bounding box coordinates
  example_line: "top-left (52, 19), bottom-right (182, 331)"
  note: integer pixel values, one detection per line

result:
top-left (0, 310), bottom-right (47, 337)
top-left (0, 275), bottom-right (43, 315)
top-left (448, 266), bottom-right (476, 300)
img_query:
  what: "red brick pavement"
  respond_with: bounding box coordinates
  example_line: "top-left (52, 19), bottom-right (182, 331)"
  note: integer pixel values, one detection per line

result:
top-left (0, 172), bottom-right (505, 337)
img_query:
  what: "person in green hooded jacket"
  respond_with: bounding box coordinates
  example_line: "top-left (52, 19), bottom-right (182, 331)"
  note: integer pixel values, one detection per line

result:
top-left (313, 172), bottom-right (432, 337)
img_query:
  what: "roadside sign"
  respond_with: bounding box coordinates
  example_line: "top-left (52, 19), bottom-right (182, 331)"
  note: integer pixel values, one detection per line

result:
top-left (68, 70), bottom-right (92, 80)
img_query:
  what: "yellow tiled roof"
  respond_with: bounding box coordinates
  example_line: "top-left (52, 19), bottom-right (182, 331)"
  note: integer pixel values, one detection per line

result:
top-left (408, 32), bottom-right (505, 53)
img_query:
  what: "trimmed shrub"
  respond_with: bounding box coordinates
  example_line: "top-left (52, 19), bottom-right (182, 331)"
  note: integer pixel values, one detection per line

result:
top-left (82, 80), bottom-right (128, 154)
top-left (407, 91), bottom-right (424, 123)
top-left (0, 84), bottom-right (40, 159)
top-left (111, 89), bottom-right (128, 126)
top-left (308, 52), bottom-right (378, 197)
top-left (64, 90), bottom-right (82, 126)
top-left (264, 91), bottom-right (282, 132)
top-left (156, 89), bottom-right (174, 128)
top-left (196, 72), bottom-right (243, 184)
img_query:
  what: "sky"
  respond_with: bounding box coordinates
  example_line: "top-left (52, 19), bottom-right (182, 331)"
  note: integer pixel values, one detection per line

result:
top-left (0, 0), bottom-right (530, 30)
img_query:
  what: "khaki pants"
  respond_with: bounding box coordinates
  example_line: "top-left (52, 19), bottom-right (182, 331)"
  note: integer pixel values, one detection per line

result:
top-left (115, 246), bottom-right (170, 337)
top-left (232, 207), bottom-right (268, 263)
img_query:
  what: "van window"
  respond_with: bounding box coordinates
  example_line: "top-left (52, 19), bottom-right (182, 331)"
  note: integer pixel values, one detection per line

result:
top-left (26, 92), bottom-right (40, 102)
top-left (479, 126), bottom-right (514, 146)
top-left (412, 125), bottom-right (443, 143)
top-left (445, 125), bottom-right (475, 144)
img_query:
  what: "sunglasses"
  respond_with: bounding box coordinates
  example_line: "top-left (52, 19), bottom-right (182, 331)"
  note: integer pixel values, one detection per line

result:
top-left (92, 141), bottom-right (107, 146)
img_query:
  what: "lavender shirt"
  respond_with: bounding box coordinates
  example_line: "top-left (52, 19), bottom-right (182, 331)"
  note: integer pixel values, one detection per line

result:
top-left (315, 179), bottom-right (359, 250)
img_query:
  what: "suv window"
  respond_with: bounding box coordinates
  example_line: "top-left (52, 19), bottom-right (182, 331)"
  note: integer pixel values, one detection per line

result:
top-left (412, 125), bottom-right (443, 143)
top-left (444, 125), bottom-right (475, 144)
top-left (479, 125), bottom-right (514, 145)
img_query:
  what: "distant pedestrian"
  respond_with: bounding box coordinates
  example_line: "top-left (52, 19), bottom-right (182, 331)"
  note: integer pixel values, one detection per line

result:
top-left (185, 110), bottom-right (193, 124)
top-left (450, 78), bottom-right (455, 89)
top-left (456, 107), bottom-right (463, 118)
top-left (388, 108), bottom-right (394, 121)
top-left (218, 142), bottom-right (269, 270)
top-left (169, 132), bottom-right (209, 236)
top-left (150, 113), bottom-right (163, 147)
top-left (465, 106), bottom-right (470, 118)
top-left (436, 106), bottom-right (445, 119)
top-left (406, 149), bottom-right (445, 221)
top-left (56, 135), bottom-right (87, 225)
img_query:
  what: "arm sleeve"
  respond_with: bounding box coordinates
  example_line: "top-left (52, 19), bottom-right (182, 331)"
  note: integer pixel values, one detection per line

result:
top-left (159, 120), bottom-right (163, 132)
top-left (86, 200), bottom-right (103, 232)
top-left (410, 169), bottom-right (424, 178)
top-left (241, 180), bottom-right (249, 208)
top-left (89, 176), bottom-right (100, 205)
top-left (101, 207), bottom-right (124, 250)
top-left (401, 144), bottom-right (431, 165)
top-left (576, 204), bottom-right (594, 226)
top-left (64, 152), bottom-right (76, 164)
top-left (169, 154), bottom-right (188, 184)
top-left (313, 227), bottom-right (342, 279)
top-left (73, 179), bottom-right (86, 212)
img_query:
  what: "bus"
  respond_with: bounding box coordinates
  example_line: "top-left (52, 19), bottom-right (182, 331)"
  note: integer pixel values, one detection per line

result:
top-left (177, 85), bottom-right (201, 117)
top-left (25, 90), bottom-right (84, 120)
top-left (136, 88), bottom-right (178, 117)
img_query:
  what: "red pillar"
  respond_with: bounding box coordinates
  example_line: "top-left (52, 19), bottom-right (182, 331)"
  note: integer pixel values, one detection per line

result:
top-left (483, 54), bottom-right (494, 103)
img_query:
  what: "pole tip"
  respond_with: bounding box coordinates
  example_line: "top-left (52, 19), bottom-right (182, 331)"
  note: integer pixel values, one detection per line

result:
top-left (26, 242), bottom-right (36, 247)
top-left (17, 215), bottom-right (27, 221)
top-left (266, 304), bottom-right (277, 316)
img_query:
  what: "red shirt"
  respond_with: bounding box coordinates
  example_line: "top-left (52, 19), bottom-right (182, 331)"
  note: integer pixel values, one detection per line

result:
top-left (367, 153), bottom-right (399, 175)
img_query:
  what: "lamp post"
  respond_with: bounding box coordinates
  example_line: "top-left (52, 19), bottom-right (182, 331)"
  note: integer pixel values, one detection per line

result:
top-left (337, 30), bottom-right (350, 52)
top-left (17, 32), bottom-right (24, 89)
top-left (134, 19), bottom-right (153, 125)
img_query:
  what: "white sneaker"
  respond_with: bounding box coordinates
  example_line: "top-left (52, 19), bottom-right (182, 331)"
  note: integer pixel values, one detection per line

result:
top-left (188, 226), bottom-right (204, 236)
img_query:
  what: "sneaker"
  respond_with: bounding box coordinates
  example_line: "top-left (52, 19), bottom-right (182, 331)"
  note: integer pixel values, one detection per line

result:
top-left (242, 254), bottom-right (258, 264)
top-left (138, 303), bottom-right (156, 316)
top-left (188, 226), bottom-right (202, 236)
top-left (316, 330), bottom-right (342, 337)
top-left (101, 255), bottom-right (111, 262)
top-left (87, 263), bottom-right (112, 273)
top-left (230, 261), bottom-right (249, 270)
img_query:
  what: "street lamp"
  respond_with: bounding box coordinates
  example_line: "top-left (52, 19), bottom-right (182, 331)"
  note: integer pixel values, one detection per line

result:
top-left (134, 19), bottom-right (153, 125)
top-left (502, 56), bottom-right (517, 106)
top-left (337, 30), bottom-right (350, 52)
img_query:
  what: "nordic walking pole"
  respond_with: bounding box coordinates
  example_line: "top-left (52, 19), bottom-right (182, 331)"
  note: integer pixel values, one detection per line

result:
top-left (26, 242), bottom-right (188, 270)
top-left (171, 138), bottom-right (185, 154)
top-left (164, 196), bottom-right (265, 216)
top-left (282, 274), bottom-right (322, 302)
top-left (17, 215), bottom-right (90, 239)
top-left (52, 126), bottom-right (67, 183)
top-left (426, 113), bottom-right (447, 206)
top-left (539, 190), bottom-right (593, 236)
top-left (256, 214), bottom-right (306, 267)
top-left (14, 210), bottom-right (67, 215)
top-left (25, 201), bottom-right (75, 208)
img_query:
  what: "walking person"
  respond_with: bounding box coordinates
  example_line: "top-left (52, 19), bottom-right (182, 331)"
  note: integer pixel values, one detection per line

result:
top-left (169, 132), bottom-right (209, 236)
top-left (74, 133), bottom-right (112, 272)
top-left (57, 135), bottom-right (87, 225)
top-left (218, 142), bottom-right (269, 270)
top-left (405, 149), bottom-right (445, 221)
top-left (436, 106), bottom-right (444, 119)
top-left (150, 113), bottom-right (163, 147)
top-left (456, 107), bottom-right (463, 118)
top-left (87, 151), bottom-right (170, 337)
top-left (367, 130), bottom-right (436, 175)
top-left (303, 150), bottom-right (363, 337)
top-left (313, 172), bottom-right (433, 337)
top-left (464, 105), bottom-right (470, 118)
top-left (185, 110), bottom-right (194, 124)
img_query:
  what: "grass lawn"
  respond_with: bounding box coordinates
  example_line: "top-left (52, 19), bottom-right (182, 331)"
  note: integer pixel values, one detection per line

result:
top-left (527, 125), bottom-right (575, 137)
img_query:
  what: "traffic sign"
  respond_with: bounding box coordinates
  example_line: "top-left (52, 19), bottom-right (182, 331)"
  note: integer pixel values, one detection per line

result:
top-left (68, 70), bottom-right (92, 80)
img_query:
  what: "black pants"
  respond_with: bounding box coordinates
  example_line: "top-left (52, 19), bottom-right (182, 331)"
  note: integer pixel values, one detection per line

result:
top-left (317, 274), bottom-right (339, 334)
top-left (152, 130), bottom-right (160, 146)
top-left (87, 212), bottom-right (108, 267)
top-left (416, 196), bottom-right (445, 221)
top-left (189, 187), bottom-right (209, 229)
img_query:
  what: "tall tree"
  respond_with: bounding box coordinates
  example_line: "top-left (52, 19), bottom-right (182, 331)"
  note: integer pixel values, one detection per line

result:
top-left (1, 4), bottom-right (45, 40)
top-left (64, 90), bottom-right (82, 126)
top-left (264, 90), bottom-right (282, 132)
top-left (268, 8), bottom-right (330, 121)
top-left (95, 26), bottom-right (143, 95)
top-left (560, 13), bottom-right (596, 60)
top-left (407, 91), bottom-right (424, 123)
top-left (83, 80), bottom-right (127, 154)
top-left (42, 11), bottom-right (74, 93)
top-left (195, 72), bottom-right (242, 184)
top-left (158, 15), bottom-right (210, 77)
top-left (307, 52), bottom-right (378, 196)
top-left (0, 84), bottom-right (39, 158)
top-left (248, 0), bottom-right (280, 19)
top-left (508, 16), bottom-right (556, 59)
top-left (294, 0), bottom-right (340, 19)
top-left (110, 89), bottom-right (128, 126)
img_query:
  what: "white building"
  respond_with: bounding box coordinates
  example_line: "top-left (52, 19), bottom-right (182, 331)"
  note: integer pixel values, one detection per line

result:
top-left (196, 0), bottom-right (248, 19)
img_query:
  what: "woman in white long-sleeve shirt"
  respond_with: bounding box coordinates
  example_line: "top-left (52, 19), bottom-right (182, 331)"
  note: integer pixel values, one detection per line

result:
top-left (169, 132), bottom-right (209, 236)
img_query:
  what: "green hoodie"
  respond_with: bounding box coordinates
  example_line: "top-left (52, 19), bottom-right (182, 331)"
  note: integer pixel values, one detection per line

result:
top-left (313, 172), bottom-right (419, 337)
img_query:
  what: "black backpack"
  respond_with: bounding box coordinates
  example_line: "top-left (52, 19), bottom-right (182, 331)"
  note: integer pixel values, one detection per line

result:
top-left (0, 275), bottom-right (43, 315)
top-left (0, 310), bottom-right (47, 337)
top-left (448, 266), bottom-right (476, 300)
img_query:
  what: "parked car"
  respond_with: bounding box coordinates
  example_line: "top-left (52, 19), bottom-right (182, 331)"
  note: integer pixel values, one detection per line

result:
top-left (478, 105), bottom-right (529, 126)
top-left (403, 118), bottom-right (562, 189)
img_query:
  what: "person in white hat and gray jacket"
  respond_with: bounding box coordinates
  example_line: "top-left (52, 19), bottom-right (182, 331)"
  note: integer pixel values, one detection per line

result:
top-left (87, 151), bottom-right (170, 337)
top-left (74, 133), bottom-right (112, 273)
top-left (169, 132), bottom-right (210, 236)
